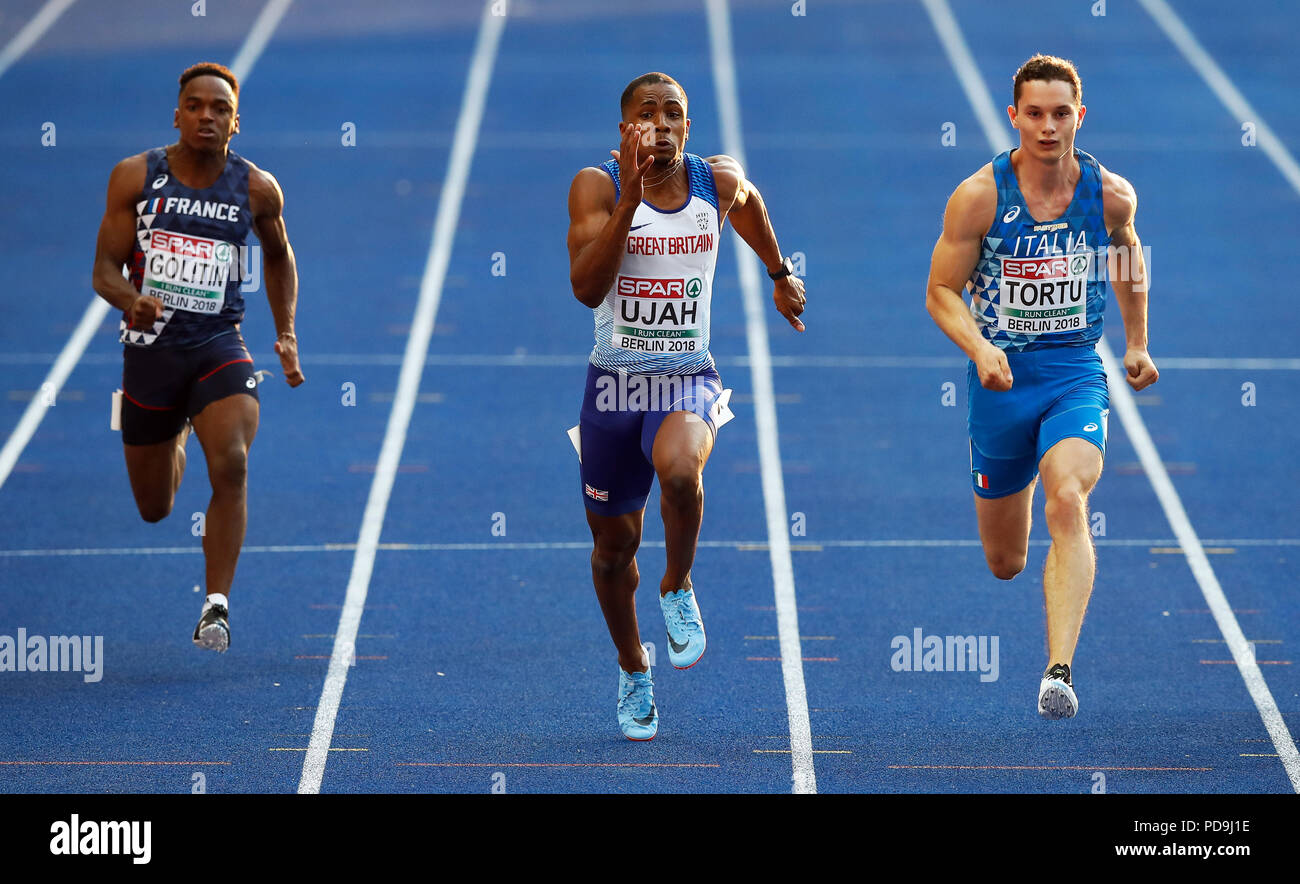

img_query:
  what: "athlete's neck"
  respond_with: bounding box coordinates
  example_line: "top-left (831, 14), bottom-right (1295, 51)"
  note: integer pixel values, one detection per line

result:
top-left (1010, 146), bottom-right (1078, 199)
top-left (168, 141), bottom-right (228, 189)
top-left (642, 157), bottom-right (687, 207)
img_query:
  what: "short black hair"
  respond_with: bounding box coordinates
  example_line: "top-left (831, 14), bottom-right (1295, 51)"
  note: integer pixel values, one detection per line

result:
top-left (179, 62), bottom-right (239, 102)
top-left (620, 72), bottom-right (686, 118)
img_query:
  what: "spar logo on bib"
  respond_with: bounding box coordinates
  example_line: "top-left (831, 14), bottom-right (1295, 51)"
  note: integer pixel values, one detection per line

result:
top-left (997, 253), bottom-right (1089, 335)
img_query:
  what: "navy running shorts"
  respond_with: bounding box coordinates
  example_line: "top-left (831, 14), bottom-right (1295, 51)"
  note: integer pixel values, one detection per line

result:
top-left (577, 362), bottom-right (723, 516)
top-left (121, 330), bottom-right (258, 446)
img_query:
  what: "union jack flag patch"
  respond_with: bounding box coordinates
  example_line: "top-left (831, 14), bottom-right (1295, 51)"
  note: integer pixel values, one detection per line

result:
top-left (584, 484), bottom-right (609, 502)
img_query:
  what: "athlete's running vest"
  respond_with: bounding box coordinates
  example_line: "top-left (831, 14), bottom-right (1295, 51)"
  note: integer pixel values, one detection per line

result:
top-left (589, 153), bottom-right (720, 375)
top-left (122, 147), bottom-right (253, 349)
top-left (969, 148), bottom-right (1109, 352)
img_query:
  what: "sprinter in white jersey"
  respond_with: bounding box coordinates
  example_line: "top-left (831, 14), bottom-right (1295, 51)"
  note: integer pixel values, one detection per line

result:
top-left (567, 73), bottom-right (806, 740)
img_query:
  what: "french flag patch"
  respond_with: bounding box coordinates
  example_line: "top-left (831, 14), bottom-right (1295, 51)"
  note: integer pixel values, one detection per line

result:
top-left (584, 484), bottom-right (609, 502)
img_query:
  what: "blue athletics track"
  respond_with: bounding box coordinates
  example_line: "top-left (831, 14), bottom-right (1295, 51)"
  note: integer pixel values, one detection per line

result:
top-left (0, 0), bottom-right (1296, 797)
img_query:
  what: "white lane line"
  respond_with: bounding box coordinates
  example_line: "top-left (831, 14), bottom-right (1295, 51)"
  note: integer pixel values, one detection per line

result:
top-left (0, 299), bottom-right (109, 491)
top-left (296, 0), bottom-right (505, 796)
top-left (2, 537), bottom-right (1296, 558)
top-left (0, 0), bottom-right (294, 495)
top-left (920, 0), bottom-right (1300, 793)
top-left (1137, 0), bottom-right (1300, 195)
top-left (705, 0), bottom-right (815, 795)
top-left (4, 352), bottom-right (1299, 370)
top-left (0, 0), bottom-right (76, 80)
top-left (229, 0), bottom-right (293, 81)
top-left (0, 0), bottom-right (90, 492)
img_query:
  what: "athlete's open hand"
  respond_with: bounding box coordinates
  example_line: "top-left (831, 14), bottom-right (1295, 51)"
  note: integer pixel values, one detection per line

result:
top-left (975, 343), bottom-right (1013, 391)
top-left (774, 275), bottom-right (806, 332)
top-left (1123, 347), bottom-right (1158, 392)
top-left (610, 122), bottom-right (656, 207)
top-left (127, 294), bottom-right (163, 330)
top-left (275, 334), bottom-right (305, 387)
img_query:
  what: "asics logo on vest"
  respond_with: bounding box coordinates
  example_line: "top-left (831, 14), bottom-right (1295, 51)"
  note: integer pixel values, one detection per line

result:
top-left (1002, 206), bottom-right (1021, 223)
top-left (151, 174), bottom-right (169, 189)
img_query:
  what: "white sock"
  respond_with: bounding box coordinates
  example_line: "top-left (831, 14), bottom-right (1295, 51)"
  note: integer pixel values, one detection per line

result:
top-left (204, 593), bottom-right (229, 611)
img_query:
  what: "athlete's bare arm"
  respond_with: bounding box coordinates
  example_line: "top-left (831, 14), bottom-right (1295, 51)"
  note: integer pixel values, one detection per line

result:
top-left (708, 155), bottom-right (805, 332)
top-left (1101, 167), bottom-right (1158, 392)
top-left (926, 165), bottom-right (1013, 391)
top-left (92, 153), bottom-right (163, 331)
top-left (248, 162), bottom-right (303, 388)
top-left (567, 122), bottom-right (656, 308)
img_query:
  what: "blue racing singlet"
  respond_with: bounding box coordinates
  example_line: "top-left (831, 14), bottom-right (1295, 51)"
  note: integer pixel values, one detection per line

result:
top-left (123, 147), bottom-right (253, 349)
top-left (968, 148), bottom-right (1109, 352)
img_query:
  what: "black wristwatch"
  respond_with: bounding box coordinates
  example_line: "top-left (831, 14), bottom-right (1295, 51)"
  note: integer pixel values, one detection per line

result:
top-left (767, 256), bottom-right (794, 280)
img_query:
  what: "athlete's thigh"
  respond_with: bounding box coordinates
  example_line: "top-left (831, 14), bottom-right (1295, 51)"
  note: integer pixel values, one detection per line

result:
top-left (1035, 353), bottom-right (1107, 497)
top-left (1038, 436), bottom-right (1103, 498)
top-left (646, 370), bottom-right (721, 476)
top-left (123, 434), bottom-right (186, 507)
top-left (188, 334), bottom-right (260, 451)
top-left (191, 392), bottom-right (259, 458)
top-left (120, 346), bottom-right (190, 505)
top-left (649, 410), bottom-right (714, 478)
top-left (974, 478), bottom-right (1036, 564)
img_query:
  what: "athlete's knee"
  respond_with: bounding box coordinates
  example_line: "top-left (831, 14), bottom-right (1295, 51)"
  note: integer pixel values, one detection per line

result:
top-left (657, 461), bottom-right (703, 508)
top-left (136, 496), bottom-right (174, 523)
top-left (1044, 478), bottom-right (1088, 534)
top-left (207, 443), bottom-right (249, 490)
top-left (985, 550), bottom-right (1026, 581)
top-left (592, 530), bottom-right (640, 578)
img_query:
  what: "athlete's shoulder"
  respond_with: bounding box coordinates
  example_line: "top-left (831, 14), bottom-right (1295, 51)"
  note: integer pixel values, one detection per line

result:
top-left (240, 155), bottom-right (284, 216)
top-left (569, 165), bottom-right (618, 210)
top-left (700, 154), bottom-right (740, 206)
top-left (943, 163), bottom-right (997, 237)
top-left (1096, 160), bottom-right (1137, 230)
top-left (109, 150), bottom-right (151, 181)
top-left (104, 151), bottom-right (152, 205)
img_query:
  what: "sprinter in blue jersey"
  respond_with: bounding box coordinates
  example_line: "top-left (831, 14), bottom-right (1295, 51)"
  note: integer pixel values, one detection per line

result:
top-left (567, 73), bottom-right (806, 739)
top-left (92, 63), bottom-right (303, 653)
top-left (926, 55), bottom-right (1158, 719)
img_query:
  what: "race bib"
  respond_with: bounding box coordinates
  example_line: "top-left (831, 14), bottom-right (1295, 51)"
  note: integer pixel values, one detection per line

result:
top-left (611, 275), bottom-right (704, 354)
top-left (140, 228), bottom-right (232, 315)
top-left (996, 252), bottom-right (1089, 335)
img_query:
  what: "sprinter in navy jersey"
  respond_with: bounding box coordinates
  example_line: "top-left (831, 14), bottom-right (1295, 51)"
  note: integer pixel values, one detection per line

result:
top-left (926, 55), bottom-right (1158, 719)
top-left (92, 63), bottom-right (303, 653)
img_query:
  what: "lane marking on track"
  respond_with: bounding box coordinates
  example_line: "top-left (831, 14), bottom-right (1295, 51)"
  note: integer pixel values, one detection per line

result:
top-left (0, 0), bottom-right (77, 79)
top-left (395, 762), bottom-right (720, 768)
top-left (706, 0), bottom-right (815, 795)
top-left (3, 538), bottom-right (1296, 557)
top-left (4, 351), bottom-right (1298, 370)
top-left (296, 0), bottom-right (505, 796)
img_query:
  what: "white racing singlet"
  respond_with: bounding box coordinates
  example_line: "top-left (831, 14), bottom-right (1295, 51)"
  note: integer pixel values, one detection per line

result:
top-left (590, 152), bottom-right (720, 375)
